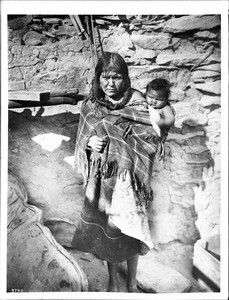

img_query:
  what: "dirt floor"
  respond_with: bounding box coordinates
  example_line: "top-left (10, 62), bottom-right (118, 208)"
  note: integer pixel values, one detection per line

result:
top-left (66, 248), bottom-right (206, 294)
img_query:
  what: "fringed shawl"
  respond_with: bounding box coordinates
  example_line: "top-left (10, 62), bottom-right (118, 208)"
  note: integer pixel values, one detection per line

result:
top-left (74, 95), bottom-right (161, 202)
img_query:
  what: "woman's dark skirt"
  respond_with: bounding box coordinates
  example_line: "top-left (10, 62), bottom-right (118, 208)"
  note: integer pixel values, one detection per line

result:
top-left (71, 197), bottom-right (141, 263)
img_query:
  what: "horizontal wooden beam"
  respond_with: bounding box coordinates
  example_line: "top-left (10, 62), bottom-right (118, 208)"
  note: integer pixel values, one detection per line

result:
top-left (8, 91), bottom-right (50, 102)
top-left (8, 94), bottom-right (86, 109)
top-left (8, 89), bottom-right (79, 102)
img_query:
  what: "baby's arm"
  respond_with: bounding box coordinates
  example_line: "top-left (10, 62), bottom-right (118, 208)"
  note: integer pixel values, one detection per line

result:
top-left (130, 89), bottom-right (146, 101)
top-left (157, 105), bottom-right (175, 128)
top-left (127, 89), bottom-right (148, 110)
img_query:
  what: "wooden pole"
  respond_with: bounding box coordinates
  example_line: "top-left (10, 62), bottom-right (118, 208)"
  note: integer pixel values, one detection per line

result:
top-left (8, 95), bottom-right (86, 109)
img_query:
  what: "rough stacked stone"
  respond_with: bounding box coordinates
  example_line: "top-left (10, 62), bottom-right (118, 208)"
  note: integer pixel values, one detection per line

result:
top-left (163, 15), bottom-right (220, 33)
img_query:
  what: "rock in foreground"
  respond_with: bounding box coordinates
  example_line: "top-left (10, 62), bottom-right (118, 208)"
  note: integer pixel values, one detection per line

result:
top-left (7, 172), bottom-right (88, 292)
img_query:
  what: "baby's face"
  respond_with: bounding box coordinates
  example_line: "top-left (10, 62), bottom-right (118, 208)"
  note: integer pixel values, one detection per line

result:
top-left (146, 89), bottom-right (167, 109)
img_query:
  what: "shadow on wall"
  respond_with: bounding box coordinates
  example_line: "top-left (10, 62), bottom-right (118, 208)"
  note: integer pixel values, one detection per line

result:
top-left (8, 107), bottom-right (84, 247)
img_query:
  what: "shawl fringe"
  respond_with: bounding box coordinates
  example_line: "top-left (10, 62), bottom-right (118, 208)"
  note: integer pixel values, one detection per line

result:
top-left (89, 157), bottom-right (153, 206)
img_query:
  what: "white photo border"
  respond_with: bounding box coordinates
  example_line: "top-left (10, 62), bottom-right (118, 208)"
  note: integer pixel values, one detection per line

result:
top-left (1, 1), bottom-right (228, 300)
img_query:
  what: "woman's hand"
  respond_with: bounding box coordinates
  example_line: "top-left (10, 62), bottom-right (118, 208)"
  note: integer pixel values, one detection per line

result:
top-left (88, 136), bottom-right (108, 153)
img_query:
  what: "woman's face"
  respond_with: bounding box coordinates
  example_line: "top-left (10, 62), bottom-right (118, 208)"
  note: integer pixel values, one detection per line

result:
top-left (99, 71), bottom-right (124, 100)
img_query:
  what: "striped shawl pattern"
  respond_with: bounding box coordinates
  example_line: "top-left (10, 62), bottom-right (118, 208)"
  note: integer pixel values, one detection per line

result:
top-left (74, 98), bottom-right (160, 201)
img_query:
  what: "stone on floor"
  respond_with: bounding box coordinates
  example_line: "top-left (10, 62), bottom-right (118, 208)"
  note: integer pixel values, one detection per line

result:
top-left (120, 253), bottom-right (192, 293)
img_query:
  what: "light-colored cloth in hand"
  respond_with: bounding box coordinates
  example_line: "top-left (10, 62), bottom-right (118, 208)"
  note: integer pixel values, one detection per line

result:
top-left (148, 106), bottom-right (161, 137)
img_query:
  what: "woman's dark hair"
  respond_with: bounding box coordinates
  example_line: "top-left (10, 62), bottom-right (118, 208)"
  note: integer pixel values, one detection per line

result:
top-left (146, 78), bottom-right (171, 99)
top-left (91, 52), bottom-right (131, 106)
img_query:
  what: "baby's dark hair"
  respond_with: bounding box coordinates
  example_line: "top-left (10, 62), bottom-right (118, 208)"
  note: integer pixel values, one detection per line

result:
top-left (146, 78), bottom-right (171, 99)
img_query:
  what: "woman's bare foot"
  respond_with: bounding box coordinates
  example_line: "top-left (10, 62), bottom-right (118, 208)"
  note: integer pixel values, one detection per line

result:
top-left (127, 281), bottom-right (138, 293)
top-left (127, 255), bottom-right (139, 293)
top-left (107, 262), bottom-right (119, 292)
top-left (107, 281), bottom-right (119, 292)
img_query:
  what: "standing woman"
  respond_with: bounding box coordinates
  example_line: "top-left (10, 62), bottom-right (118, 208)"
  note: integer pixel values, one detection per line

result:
top-left (72, 52), bottom-right (159, 292)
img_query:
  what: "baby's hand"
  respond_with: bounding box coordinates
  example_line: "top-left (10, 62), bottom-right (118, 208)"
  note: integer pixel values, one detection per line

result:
top-left (88, 136), bottom-right (108, 153)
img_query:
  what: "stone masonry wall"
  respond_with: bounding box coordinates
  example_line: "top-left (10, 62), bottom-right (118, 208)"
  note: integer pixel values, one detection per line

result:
top-left (8, 15), bottom-right (221, 275)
